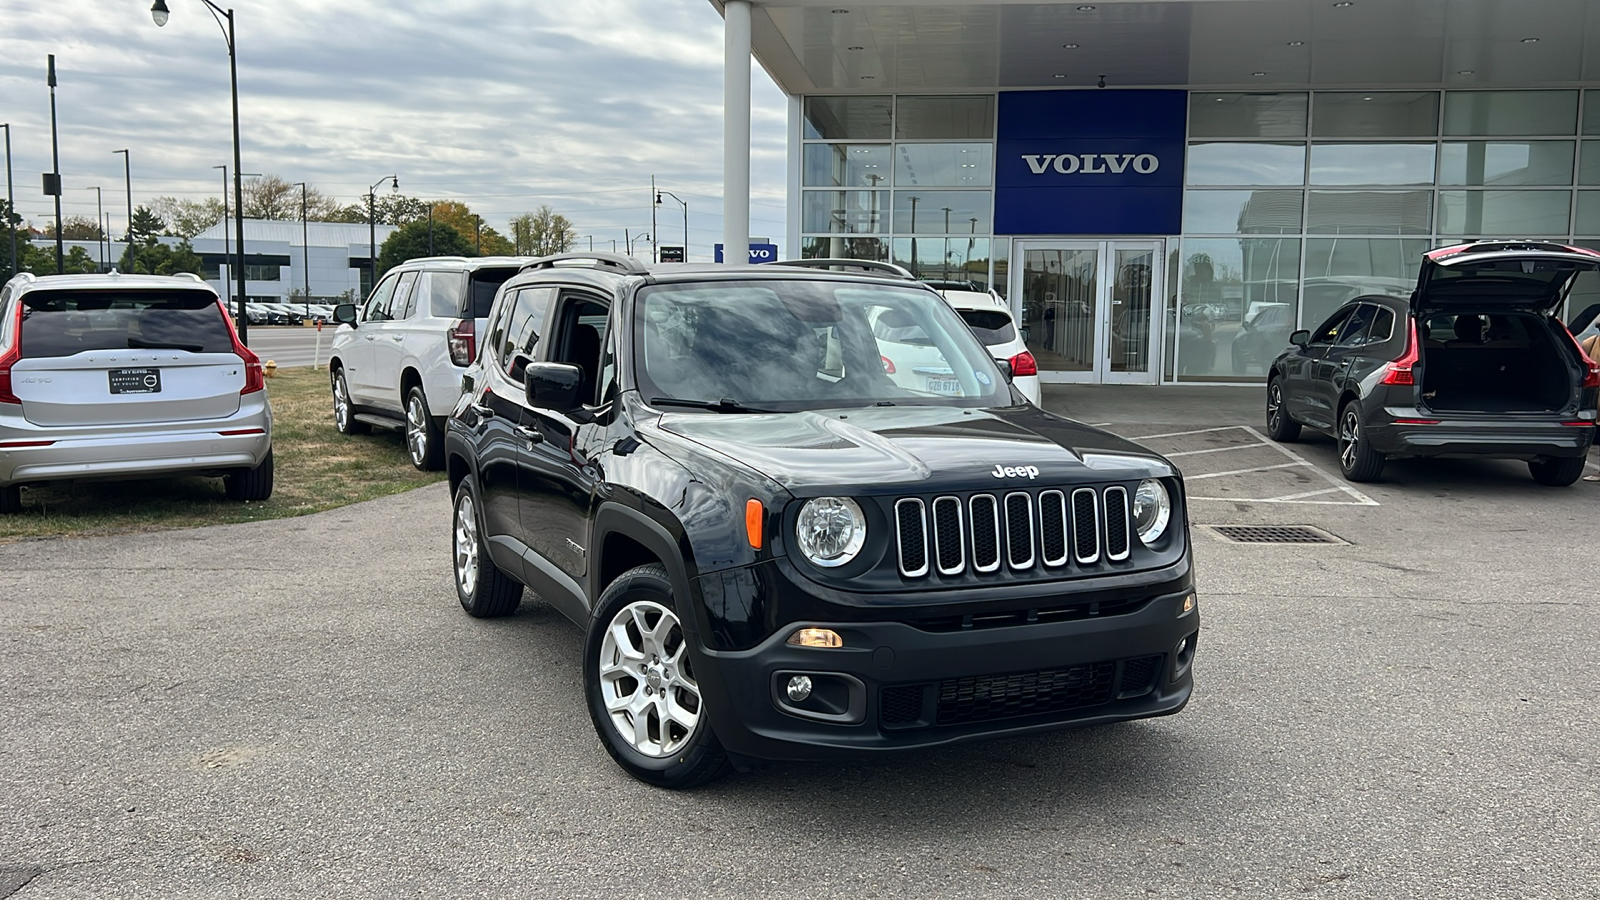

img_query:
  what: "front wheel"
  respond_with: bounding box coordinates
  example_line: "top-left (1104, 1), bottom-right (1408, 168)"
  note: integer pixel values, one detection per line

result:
top-left (405, 387), bottom-right (445, 471)
top-left (1265, 378), bottom-right (1301, 442)
top-left (584, 564), bottom-right (731, 789)
top-left (1528, 456), bottom-right (1586, 486)
top-left (1337, 403), bottom-right (1385, 482)
top-left (453, 479), bottom-right (522, 618)
top-left (331, 368), bottom-right (369, 435)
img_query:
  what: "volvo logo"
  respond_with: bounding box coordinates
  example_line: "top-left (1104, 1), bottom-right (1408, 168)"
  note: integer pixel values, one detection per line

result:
top-left (1022, 153), bottom-right (1160, 175)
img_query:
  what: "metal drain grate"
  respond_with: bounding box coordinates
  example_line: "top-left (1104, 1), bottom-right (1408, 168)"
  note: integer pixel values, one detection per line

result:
top-left (1208, 525), bottom-right (1343, 545)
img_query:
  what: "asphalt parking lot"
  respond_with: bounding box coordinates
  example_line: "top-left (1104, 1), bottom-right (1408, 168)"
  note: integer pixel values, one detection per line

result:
top-left (3, 384), bottom-right (1599, 898)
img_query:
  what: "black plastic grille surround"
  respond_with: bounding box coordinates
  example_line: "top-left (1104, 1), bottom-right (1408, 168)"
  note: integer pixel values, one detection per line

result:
top-left (936, 662), bottom-right (1116, 726)
top-left (879, 685), bottom-right (924, 726)
top-left (1105, 487), bottom-right (1130, 561)
top-left (932, 497), bottom-right (963, 574)
top-left (894, 499), bottom-right (928, 576)
top-left (1071, 489), bottom-right (1099, 562)
top-left (969, 495), bottom-right (1000, 572)
top-left (1004, 493), bottom-right (1033, 568)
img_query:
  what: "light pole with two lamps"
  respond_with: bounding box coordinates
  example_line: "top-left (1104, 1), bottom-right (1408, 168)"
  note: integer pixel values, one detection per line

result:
top-left (150, 0), bottom-right (250, 344)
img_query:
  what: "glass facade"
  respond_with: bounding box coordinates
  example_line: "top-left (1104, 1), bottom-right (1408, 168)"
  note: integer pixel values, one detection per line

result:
top-left (800, 89), bottom-right (1600, 383)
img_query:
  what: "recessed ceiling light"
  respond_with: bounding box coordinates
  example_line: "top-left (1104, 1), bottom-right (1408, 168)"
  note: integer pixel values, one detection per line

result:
top-left (1458, 69), bottom-right (1474, 75)
top-left (831, 8), bottom-right (849, 13)
top-left (1252, 71), bottom-right (1266, 77)
top-left (1062, 43), bottom-right (1080, 49)
top-left (1077, 4), bottom-right (1096, 10)
top-left (860, 75), bottom-right (875, 79)
top-left (1288, 41), bottom-right (1305, 46)
top-left (1053, 74), bottom-right (1067, 78)
top-left (1521, 37), bottom-right (1540, 43)
top-left (1215, 97), bottom-right (1225, 102)
top-left (1333, 1), bottom-right (1352, 6)
top-left (1363, 96), bottom-right (1373, 101)
top-left (847, 46), bottom-right (864, 51)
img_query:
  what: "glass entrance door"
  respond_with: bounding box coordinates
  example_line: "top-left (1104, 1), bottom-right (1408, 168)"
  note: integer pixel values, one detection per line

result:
top-left (1012, 240), bottom-right (1164, 385)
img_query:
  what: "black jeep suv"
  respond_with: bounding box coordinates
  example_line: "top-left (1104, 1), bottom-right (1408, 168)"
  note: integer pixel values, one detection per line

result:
top-left (444, 254), bottom-right (1199, 787)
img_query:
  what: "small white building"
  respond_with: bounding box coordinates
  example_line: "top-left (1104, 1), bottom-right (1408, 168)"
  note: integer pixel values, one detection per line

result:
top-left (189, 219), bottom-right (398, 305)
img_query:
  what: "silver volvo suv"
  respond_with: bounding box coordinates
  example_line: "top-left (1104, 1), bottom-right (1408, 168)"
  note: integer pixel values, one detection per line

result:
top-left (0, 272), bottom-right (273, 514)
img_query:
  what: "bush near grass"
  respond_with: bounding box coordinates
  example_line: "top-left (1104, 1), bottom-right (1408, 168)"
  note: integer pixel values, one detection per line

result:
top-left (0, 367), bottom-right (444, 541)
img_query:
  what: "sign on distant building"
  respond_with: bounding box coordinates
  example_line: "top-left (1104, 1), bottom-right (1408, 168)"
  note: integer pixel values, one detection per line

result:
top-left (714, 243), bottom-right (780, 264)
top-left (659, 246), bottom-right (685, 263)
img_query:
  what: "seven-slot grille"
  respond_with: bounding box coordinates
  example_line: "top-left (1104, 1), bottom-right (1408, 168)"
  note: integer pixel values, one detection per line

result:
top-left (895, 486), bottom-right (1136, 578)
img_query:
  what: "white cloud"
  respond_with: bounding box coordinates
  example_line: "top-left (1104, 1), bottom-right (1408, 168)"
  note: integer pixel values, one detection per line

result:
top-left (0, 0), bottom-right (790, 257)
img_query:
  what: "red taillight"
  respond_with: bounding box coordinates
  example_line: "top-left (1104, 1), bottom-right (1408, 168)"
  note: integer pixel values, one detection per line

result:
top-left (881, 355), bottom-right (896, 375)
top-left (448, 319), bottom-right (476, 367)
top-left (217, 299), bottom-right (264, 395)
top-left (1563, 329), bottom-right (1600, 388)
top-left (0, 439), bottom-right (53, 448)
top-left (218, 428), bottom-right (267, 436)
top-left (1379, 318), bottom-right (1421, 386)
top-left (1561, 421), bottom-right (1596, 426)
top-left (1008, 350), bottom-right (1038, 377)
top-left (1392, 418), bottom-right (1440, 425)
top-left (0, 343), bottom-right (19, 405)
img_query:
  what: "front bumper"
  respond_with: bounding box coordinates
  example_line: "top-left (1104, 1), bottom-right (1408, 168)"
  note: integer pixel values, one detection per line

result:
top-left (687, 578), bottom-right (1198, 761)
top-left (1368, 408), bottom-right (1595, 459)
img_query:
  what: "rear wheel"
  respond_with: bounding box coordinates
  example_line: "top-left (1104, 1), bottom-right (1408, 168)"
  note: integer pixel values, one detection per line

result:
top-left (0, 485), bottom-right (21, 515)
top-left (452, 479), bottom-right (522, 618)
top-left (1265, 378), bottom-right (1301, 442)
top-left (1528, 456), bottom-right (1586, 487)
top-left (1337, 402), bottom-right (1385, 482)
top-left (585, 564), bottom-right (731, 789)
top-left (225, 449), bottom-right (275, 501)
top-left (331, 368), bottom-right (369, 435)
top-left (405, 387), bottom-right (445, 471)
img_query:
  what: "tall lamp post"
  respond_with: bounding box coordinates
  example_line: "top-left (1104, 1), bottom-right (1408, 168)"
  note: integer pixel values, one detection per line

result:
top-left (150, 0), bottom-right (249, 344)
top-left (212, 165), bottom-right (259, 312)
top-left (292, 181), bottom-right (310, 317)
top-left (1, 124), bottom-right (14, 277)
top-left (367, 175), bottom-right (397, 294)
top-left (112, 149), bottom-right (132, 266)
top-left (628, 232), bottom-right (651, 257)
top-left (656, 190), bottom-right (687, 262)
top-left (85, 186), bottom-right (105, 270)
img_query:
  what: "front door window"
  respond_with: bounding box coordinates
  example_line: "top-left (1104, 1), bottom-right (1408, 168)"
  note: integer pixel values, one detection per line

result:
top-left (1013, 240), bottom-right (1165, 384)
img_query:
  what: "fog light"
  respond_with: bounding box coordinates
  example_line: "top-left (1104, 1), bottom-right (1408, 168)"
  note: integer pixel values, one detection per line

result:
top-left (787, 627), bottom-right (844, 648)
top-left (1179, 593), bottom-right (1195, 616)
top-left (786, 675), bottom-right (813, 702)
top-left (1176, 637), bottom-right (1189, 657)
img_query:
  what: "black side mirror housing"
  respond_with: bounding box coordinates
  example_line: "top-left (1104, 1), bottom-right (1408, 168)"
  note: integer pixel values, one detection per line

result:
top-left (524, 362), bottom-right (588, 419)
top-left (333, 303), bottom-right (358, 326)
top-left (1289, 329), bottom-right (1310, 348)
top-left (994, 359), bottom-right (1014, 383)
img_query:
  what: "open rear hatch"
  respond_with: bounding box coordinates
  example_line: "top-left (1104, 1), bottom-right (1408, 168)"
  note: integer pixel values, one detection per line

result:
top-left (1412, 242), bottom-right (1600, 413)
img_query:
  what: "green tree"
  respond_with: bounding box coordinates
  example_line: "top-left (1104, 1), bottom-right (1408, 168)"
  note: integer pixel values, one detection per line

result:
top-left (127, 206), bottom-right (167, 244)
top-left (19, 242), bottom-right (97, 275)
top-left (333, 194), bottom-right (430, 228)
top-left (377, 220), bottom-right (473, 276)
top-left (117, 239), bottom-right (203, 276)
top-left (431, 201), bottom-right (515, 255)
top-left (508, 205), bottom-right (577, 256)
top-left (0, 200), bottom-right (24, 283)
top-left (47, 216), bottom-right (105, 241)
top-left (152, 196), bottom-right (226, 238)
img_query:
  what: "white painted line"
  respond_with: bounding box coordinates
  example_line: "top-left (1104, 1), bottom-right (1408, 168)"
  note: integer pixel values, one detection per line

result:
top-left (1190, 496), bottom-right (1375, 505)
top-left (1185, 461), bottom-right (1306, 480)
top-left (1240, 424), bottom-right (1380, 506)
top-left (1253, 487), bottom-right (1342, 502)
top-left (1087, 422), bottom-right (1113, 427)
top-left (1129, 425), bottom-right (1252, 441)
top-left (1167, 443), bottom-right (1270, 459)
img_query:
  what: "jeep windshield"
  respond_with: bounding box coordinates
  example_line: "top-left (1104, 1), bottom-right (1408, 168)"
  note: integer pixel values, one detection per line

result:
top-left (634, 279), bottom-right (1011, 411)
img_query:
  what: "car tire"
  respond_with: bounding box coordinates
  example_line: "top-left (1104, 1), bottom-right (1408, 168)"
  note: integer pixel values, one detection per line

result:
top-left (1337, 402), bottom-right (1385, 482)
top-left (452, 478), bottom-right (522, 618)
top-left (405, 387), bottom-right (445, 471)
top-left (331, 367), bottom-right (369, 435)
top-left (1528, 456), bottom-right (1586, 487)
top-left (1265, 378), bottom-right (1301, 442)
top-left (224, 448), bottom-right (275, 501)
top-left (0, 484), bottom-right (21, 515)
top-left (584, 563), bottom-right (732, 789)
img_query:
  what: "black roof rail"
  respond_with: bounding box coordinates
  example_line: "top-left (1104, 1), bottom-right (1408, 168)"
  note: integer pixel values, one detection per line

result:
top-left (768, 258), bottom-right (915, 279)
top-left (521, 252), bottom-right (649, 275)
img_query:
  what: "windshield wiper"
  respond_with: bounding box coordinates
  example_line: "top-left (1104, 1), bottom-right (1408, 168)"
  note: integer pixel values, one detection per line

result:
top-left (649, 397), bottom-right (779, 414)
top-left (127, 337), bottom-right (206, 352)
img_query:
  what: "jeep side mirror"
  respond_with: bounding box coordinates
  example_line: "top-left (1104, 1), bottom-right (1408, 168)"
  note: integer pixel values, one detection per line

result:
top-left (993, 359), bottom-right (1014, 382)
top-left (333, 303), bottom-right (358, 326)
top-left (1289, 329), bottom-right (1310, 348)
top-left (525, 362), bottom-right (585, 415)
top-left (509, 353), bottom-right (534, 384)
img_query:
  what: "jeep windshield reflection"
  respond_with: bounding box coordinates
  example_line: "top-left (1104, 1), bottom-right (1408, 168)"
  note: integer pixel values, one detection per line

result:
top-left (634, 280), bottom-right (1011, 411)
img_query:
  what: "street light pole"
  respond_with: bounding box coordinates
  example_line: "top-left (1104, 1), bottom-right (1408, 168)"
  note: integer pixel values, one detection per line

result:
top-left (1, 124), bottom-right (14, 278)
top-left (86, 186), bottom-right (104, 270)
top-left (292, 181), bottom-right (310, 317)
top-left (657, 190), bottom-right (687, 262)
top-left (47, 56), bottom-right (63, 274)
top-left (113, 149), bottom-right (132, 268)
top-left (367, 174), bottom-right (397, 293)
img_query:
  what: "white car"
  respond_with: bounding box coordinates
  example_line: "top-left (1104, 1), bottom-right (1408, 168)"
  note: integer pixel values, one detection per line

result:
top-left (937, 288), bottom-right (1041, 404)
top-left (329, 256), bottom-right (534, 470)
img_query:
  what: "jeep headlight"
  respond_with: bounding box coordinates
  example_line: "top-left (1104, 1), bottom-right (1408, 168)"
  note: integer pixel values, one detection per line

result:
top-left (795, 497), bottom-right (867, 567)
top-left (1132, 479), bottom-right (1171, 545)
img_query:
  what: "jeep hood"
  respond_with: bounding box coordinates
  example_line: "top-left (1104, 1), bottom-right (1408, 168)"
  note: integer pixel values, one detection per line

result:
top-left (653, 405), bottom-right (1174, 492)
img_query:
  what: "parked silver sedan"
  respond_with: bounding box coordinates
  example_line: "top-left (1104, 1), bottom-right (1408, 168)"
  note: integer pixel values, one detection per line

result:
top-left (0, 272), bottom-right (273, 513)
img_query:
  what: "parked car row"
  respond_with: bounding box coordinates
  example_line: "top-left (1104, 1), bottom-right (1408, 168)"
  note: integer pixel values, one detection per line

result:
top-left (240, 301), bottom-right (339, 327)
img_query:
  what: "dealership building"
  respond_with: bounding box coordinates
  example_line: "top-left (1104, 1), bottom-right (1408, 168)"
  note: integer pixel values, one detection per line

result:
top-left (715, 0), bottom-right (1600, 383)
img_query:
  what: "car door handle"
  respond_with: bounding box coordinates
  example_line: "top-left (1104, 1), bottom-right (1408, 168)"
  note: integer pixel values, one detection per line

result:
top-left (470, 402), bottom-right (494, 419)
top-left (364, 335), bottom-right (376, 342)
top-left (389, 335), bottom-right (403, 342)
top-left (514, 425), bottom-right (544, 446)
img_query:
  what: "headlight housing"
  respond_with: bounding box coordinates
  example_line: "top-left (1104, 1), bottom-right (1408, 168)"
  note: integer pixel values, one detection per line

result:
top-left (1132, 478), bottom-right (1171, 544)
top-left (795, 497), bottom-right (867, 567)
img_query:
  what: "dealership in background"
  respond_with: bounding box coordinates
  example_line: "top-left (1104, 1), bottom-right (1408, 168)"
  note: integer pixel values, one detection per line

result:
top-left (187, 219), bottom-right (398, 305)
top-left (710, 0), bottom-right (1600, 385)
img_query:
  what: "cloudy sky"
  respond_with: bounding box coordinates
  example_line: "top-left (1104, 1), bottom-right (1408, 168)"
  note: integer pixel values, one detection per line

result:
top-left (0, 0), bottom-right (790, 258)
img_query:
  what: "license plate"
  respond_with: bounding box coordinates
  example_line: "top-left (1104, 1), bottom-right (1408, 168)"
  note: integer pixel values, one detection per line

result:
top-left (109, 368), bottom-right (162, 395)
top-left (925, 377), bottom-right (962, 395)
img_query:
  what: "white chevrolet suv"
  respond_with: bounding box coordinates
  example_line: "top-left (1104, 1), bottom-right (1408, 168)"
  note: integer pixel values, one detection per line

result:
top-left (328, 256), bottom-right (531, 469)
top-left (0, 271), bottom-right (273, 513)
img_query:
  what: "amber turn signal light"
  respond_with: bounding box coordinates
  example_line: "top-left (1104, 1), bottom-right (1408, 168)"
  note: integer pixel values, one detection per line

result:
top-left (746, 499), bottom-right (763, 549)
top-left (786, 628), bottom-right (844, 649)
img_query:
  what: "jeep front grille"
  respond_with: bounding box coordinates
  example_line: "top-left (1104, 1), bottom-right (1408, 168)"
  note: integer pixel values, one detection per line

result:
top-left (895, 485), bottom-right (1141, 579)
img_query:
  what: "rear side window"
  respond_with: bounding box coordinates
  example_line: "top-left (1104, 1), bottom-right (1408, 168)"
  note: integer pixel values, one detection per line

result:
top-left (957, 309), bottom-right (1017, 344)
top-left (424, 272), bottom-right (467, 318)
top-left (467, 268), bottom-right (519, 319)
top-left (19, 289), bottom-right (233, 358)
top-left (495, 287), bottom-right (556, 377)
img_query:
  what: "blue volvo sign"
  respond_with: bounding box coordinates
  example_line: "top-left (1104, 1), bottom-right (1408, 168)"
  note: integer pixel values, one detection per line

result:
top-left (994, 90), bottom-right (1186, 236)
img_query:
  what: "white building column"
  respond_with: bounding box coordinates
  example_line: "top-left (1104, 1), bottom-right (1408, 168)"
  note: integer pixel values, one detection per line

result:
top-left (722, 0), bottom-right (751, 265)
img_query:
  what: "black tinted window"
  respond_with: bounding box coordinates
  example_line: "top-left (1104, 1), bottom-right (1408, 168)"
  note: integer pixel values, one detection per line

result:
top-left (1310, 308), bottom-right (1353, 344)
top-left (468, 268), bottom-right (519, 319)
top-left (19, 289), bottom-right (233, 358)
top-left (957, 309), bottom-right (1017, 344)
top-left (496, 287), bottom-right (556, 377)
top-left (1333, 305), bottom-right (1376, 347)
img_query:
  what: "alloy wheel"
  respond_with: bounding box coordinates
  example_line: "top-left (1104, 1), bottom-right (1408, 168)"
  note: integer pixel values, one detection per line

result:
top-left (1339, 409), bottom-right (1360, 470)
top-left (596, 600), bottom-right (702, 758)
top-left (334, 375), bottom-right (351, 430)
top-left (406, 395), bottom-right (429, 466)
top-left (1268, 384), bottom-right (1283, 430)
top-left (454, 493), bottom-right (480, 597)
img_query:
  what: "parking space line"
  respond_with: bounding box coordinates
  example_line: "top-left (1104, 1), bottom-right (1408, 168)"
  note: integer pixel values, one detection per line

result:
top-left (1130, 425), bottom-right (1249, 441)
top-left (1186, 461), bottom-right (1305, 480)
top-left (1241, 424), bottom-right (1379, 506)
top-left (1168, 443), bottom-right (1270, 459)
